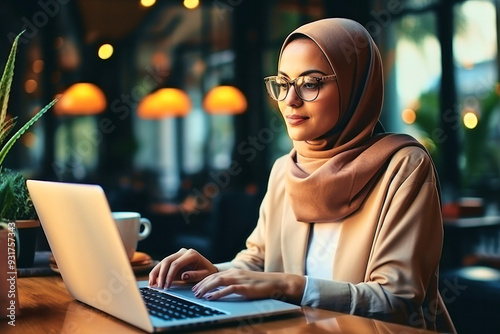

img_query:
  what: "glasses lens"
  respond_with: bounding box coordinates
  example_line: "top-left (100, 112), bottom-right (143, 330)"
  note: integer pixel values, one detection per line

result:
top-left (265, 77), bottom-right (288, 101)
top-left (297, 77), bottom-right (320, 101)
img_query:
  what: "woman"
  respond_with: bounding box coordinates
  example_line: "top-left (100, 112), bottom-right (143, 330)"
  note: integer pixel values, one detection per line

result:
top-left (149, 18), bottom-right (455, 332)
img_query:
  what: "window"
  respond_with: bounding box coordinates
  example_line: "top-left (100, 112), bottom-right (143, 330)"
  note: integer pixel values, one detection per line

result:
top-left (453, 0), bottom-right (499, 191)
top-left (390, 11), bottom-right (442, 160)
top-left (382, 0), bottom-right (499, 197)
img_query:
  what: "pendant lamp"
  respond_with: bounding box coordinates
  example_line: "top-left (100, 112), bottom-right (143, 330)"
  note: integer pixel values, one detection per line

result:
top-left (202, 85), bottom-right (247, 115)
top-left (137, 88), bottom-right (192, 119)
top-left (54, 82), bottom-right (107, 116)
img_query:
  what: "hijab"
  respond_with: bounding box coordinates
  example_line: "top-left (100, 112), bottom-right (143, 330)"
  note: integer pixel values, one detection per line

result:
top-left (282, 18), bottom-right (427, 222)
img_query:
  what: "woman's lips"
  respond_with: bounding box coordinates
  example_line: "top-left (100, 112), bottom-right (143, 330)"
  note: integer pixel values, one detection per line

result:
top-left (286, 114), bottom-right (309, 125)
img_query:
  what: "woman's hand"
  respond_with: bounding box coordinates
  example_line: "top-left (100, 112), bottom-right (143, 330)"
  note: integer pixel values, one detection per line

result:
top-left (191, 268), bottom-right (306, 304)
top-left (148, 248), bottom-right (218, 289)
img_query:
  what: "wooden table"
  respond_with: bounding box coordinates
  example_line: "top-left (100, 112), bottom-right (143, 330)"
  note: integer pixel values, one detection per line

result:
top-left (0, 275), bottom-right (442, 334)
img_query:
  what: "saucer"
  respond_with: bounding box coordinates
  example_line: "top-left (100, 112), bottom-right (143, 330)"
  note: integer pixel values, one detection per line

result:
top-left (131, 251), bottom-right (152, 266)
top-left (130, 251), bottom-right (158, 274)
top-left (131, 260), bottom-right (158, 274)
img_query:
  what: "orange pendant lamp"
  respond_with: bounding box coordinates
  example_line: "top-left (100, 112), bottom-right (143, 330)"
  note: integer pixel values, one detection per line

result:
top-left (202, 85), bottom-right (247, 115)
top-left (54, 82), bottom-right (107, 116)
top-left (137, 88), bottom-right (192, 119)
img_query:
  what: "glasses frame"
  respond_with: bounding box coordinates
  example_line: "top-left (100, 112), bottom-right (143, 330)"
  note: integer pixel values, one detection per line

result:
top-left (264, 74), bottom-right (337, 102)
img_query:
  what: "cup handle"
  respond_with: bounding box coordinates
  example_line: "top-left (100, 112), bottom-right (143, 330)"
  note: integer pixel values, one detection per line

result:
top-left (138, 218), bottom-right (152, 241)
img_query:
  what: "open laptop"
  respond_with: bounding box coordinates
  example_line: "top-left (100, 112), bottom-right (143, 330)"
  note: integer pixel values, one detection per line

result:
top-left (26, 180), bottom-right (301, 332)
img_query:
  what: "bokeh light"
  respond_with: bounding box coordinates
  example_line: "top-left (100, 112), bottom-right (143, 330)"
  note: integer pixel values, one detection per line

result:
top-left (32, 60), bottom-right (44, 73)
top-left (184, 0), bottom-right (199, 9)
top-left (141, 0), bottom-right (156, 7)
top-left (98, 44), bottom-right (114, 60)
top-left (25, 79), bottom-right (38, 94)
top-left (21, 132), bottom-right (37, 148)
top-left (401, 108), bottom-right (417, 125)
top-left (463, 111), bottom-right (478, 129)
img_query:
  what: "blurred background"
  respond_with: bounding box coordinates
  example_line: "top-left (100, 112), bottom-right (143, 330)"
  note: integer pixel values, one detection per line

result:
top-left (1, 0), bottom-right (499, 332)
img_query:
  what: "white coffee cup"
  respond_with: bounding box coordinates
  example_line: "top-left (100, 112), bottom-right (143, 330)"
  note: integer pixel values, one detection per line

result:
top-left (112, 212), bottom-right (152, 261)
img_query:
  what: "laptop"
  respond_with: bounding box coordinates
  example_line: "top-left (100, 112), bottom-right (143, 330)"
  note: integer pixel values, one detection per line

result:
top-left (26, 180), bottom-right (301, 332)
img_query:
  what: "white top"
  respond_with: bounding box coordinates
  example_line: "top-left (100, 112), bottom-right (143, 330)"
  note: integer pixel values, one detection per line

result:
top-left (301, 222), bottom-right (342, 306)
top-left (305, 222), bottom-right (342, 278)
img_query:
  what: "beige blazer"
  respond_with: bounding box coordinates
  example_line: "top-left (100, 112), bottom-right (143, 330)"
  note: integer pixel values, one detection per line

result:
top-left (217, 146), bottom-right (455, 333)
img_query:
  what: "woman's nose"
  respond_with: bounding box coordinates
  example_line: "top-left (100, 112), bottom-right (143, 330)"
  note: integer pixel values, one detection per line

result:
top-left (284, 85), bottom-right (303, 107)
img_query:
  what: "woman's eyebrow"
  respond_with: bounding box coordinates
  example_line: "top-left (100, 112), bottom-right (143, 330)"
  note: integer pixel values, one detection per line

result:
top-left (278, 69), bottom-right (329, 77)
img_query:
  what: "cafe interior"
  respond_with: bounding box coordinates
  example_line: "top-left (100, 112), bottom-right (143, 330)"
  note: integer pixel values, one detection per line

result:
top-left (1, 0), bottom-right (500, 333)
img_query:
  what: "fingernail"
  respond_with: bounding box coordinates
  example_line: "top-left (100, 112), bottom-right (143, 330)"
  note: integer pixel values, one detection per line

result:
top-left (204, 293), bottom-right (212, 300)
top-left (195, 291), bottom-right (201, 298)
top-left (182, 273), bottom-right (190, 280)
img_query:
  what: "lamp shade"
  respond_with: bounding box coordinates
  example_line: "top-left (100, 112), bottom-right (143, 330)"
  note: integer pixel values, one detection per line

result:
top-left (203, 85), bottom-right (247, 115)
top-left (137, 88), bottom-right (192, 119)
top-left (54, 83), bottom-right (107, 116)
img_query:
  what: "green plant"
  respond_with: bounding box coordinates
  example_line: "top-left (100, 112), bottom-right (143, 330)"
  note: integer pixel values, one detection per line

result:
top-left (411, 87), bottom-right (500, 192)
top-left (0, 31), bottom-right (58, 221)
top-left (0, 168), bottom-right (35, 220)
top-left (462, 88), bottom-right (500, 188)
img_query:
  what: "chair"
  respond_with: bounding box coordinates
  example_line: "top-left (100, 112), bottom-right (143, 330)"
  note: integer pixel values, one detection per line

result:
top-left (439, 215), bottom-right (500, 334)
top-left (439, 264), bottom-right (500, 334)
top-left (172, 189), bottom-right (263, 263)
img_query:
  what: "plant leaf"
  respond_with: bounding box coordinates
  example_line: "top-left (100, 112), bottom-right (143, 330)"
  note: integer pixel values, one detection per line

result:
top-left (0, 168), bottom-right (36, 220)
top-left (0, 31), bottom-right (23, 129)
top-left (0, 176), bottom-right (15, 220)
top-left (0, 97), bottom-right (59, 166)
top-left (0, 116), bottom-right (17, 145)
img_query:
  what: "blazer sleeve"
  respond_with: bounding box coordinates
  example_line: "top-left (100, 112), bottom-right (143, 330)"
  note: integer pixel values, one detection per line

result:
top-left (304, 149), bottom-right (443, 327)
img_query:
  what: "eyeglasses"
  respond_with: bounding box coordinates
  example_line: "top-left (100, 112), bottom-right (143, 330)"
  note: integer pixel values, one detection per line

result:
top-left (263, 74), bottom-right (337, 102)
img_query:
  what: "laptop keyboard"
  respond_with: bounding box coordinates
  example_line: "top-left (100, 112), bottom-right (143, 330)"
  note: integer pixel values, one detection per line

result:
top-left (140, 287), bottom-right (227, 321)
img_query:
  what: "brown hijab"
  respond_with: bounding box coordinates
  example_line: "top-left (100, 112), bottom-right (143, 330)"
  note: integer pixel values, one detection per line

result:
top-left (282, 18), bottom-right (427, 222)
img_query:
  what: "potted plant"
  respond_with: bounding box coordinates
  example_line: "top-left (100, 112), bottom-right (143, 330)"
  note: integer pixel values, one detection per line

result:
top-left (0, 31), bottom-right (58, 267)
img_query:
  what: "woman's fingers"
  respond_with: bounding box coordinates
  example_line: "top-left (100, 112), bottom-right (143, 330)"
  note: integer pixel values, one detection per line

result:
top-left (206, 285), bottom-right (243, 300)
top-left (180, 268), bottom-right (212, 283)
top-left (191, 269), bottom-right (294, 301)
top-left (149, 248), bottom-right (188, 288)
top-left (192, 270), bottom-right (239, 299)
top-left (148, 263), bottom-right (160, 286)
top-left (149, 248), bottom-right (217, 289)
top-left (164, 248), bottom-right (206, 288)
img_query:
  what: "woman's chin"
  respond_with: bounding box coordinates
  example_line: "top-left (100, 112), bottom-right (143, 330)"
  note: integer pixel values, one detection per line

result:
top-left (288, 134), bottom-right (307, 142)
top-left (288, 132), bottom-right (316, 143)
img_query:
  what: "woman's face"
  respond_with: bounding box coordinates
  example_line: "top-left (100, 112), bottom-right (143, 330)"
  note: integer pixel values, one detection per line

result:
top-left (278, 38), bottom-right (340, 142)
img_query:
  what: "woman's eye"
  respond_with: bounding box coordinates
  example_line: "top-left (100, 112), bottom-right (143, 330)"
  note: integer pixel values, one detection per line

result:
top-left (302, 82), bottom-right (319, 90)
